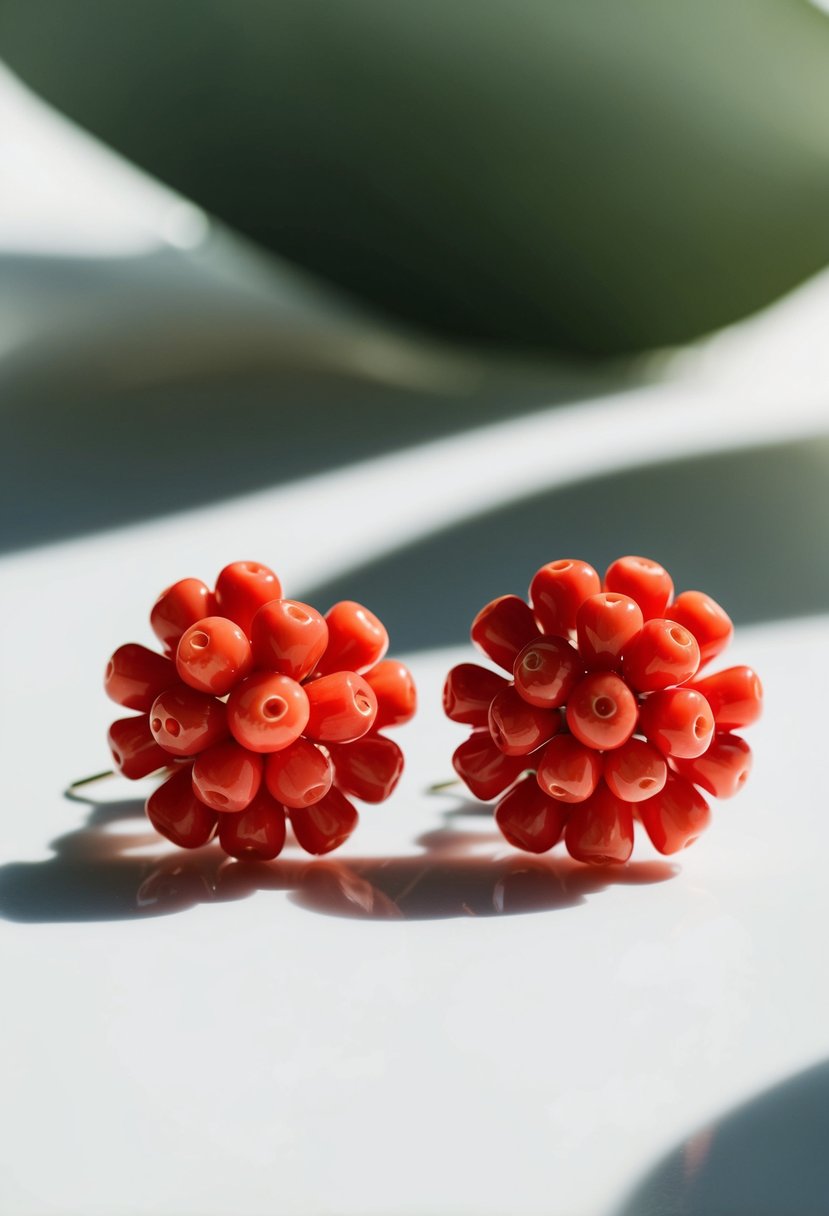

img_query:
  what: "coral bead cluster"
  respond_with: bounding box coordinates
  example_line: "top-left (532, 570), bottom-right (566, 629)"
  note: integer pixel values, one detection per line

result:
top-left (105, 562), bottom-right (416, 859)
top-left (444, 556), bottom-right (762, 865)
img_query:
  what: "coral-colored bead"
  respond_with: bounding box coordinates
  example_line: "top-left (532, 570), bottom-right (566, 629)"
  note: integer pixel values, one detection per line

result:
top-left (602, 736), bottom-right (667, 802)
top-left (329, 735), bottom-right (405, 803)
top-left (690, 666), bottom-right (763, 730)
top-left (470, 595), bottom-right (539, 672)
top-left (264, 737), bottom-right (333, 808)
top-left (226, 672), bottom-right (309, 753)
top-left (443, 663), bottom-right (509, 726)
top-left (214, 561), bottom-right (282, 636)
top-left (673, 733), bottom-right (753, 799)
top-left (315, 600), bottom-right (389, 676)
top-left (529, 559), bottom-right (600, 637)
top-left (638, 770), bottom-right (711, 854)
top-left (146, 765), bottom-right (218, 849)
top-left (304, 671), bottom-right (378, 743)
top-left (623, 618), bottom-right (700, 692)
top-left (603, 555), bottom-right (673, 621)
top-left (149, 686), bottom-right (229, 757)
top-left (218, 787), bottom-right (286, 860)
top-left (176, 616), bottom-right (253, 696)
top-left (191, 740), bottom-right (263, 812)
top-left (565, 672), bottom-right (637, 751)
top-left (536, 733), bottom-right (602, 803)
top-left (576, 592), bottom-right (643, 671)
top-left (363, 659), bottom-right (417, 729)
top-left (495, 774), bottom-right (568, 853)
top-left (452, 730), bottom-right (525, 801)
top-left (105, 643), bottom-right (177, 711)
top-left (488, 686), bottom-right (562, 756)
top-left (638, 687), bottom-right (714, 759)
top-left (289, 787), bottom-right (359, 855)
top-left (150, 578), bottom-right (215, 654)
top-left (668, 590), bottom-right (733, 668)
top-left (564, 782), bottom-right (634, 864)
top-left (108, 715), bottom-right (169, 779)
top-left (512, 636), bottom-right (583, 708)
top-left (250, 598), bottom-right (329, 681)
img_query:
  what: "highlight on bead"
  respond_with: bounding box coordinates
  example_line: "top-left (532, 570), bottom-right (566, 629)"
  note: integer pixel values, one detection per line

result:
top-left (104, 562), bottom-right (417, 859)
top-left (444, 555), bottom-right (761, 865)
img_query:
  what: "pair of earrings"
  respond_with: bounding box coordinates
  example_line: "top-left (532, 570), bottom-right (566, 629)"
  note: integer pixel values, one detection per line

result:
top-left (99, 557), bottom-right (762, 868)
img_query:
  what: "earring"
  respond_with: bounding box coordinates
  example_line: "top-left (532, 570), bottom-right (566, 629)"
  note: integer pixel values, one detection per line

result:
top-left (444, 556), bottom-right (761, 866)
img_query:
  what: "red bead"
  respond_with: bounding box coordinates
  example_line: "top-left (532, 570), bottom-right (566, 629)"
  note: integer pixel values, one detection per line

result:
top-left (146, 765), bottom-right (218, 849)
top-left (226, 672), bottom-right (309, 753)
top-left (638, 687), bottom-right (714, 759)
top-left (289, 787), bottom-right (359, 855)
top-left (363, 659), bottom-right (417, 729)
top-left (603, 556), bottom-right (673, 621)
top-left (623, 618), bottom-right (700, 692)
top-left (529, 559), bottom-right (600, 637)
top-left (564, 782), bottom-right (634, 864)
top-left (304, 671), bottom-right (378, 743)
top-left (565, 672), bottom-right (637, 751)
top-left (452, 730), bottom-right (525, 801)
top-left (108, 715), bottom-right (169, 779)
top-left (690, 666), bottom-right (763, 730)
top-left (576, 592), bottom-right (643, 671)
top-left (149, 686), bottom-right (229, 757)
top-left (673, 733), bottom-right (753, 799)
top-left (314, 600), bottom-right (389, 676)
top-left (191, 740), bottom-right (263, 812)
top-left (443, 663), bottom-right (509, 726)
top-left (470, 595), bottom-right (539, 672)
top-left (329, 735), bottom-right (404, 803)
top-left (668, 590), bottom-right (733, 668)
top-left (495, 774), bottom-right (568, 852)
top-left (488, 686), bottom-right (562, 756)
top-left (264, 737), bottom-right (333, 808)
top-left (150, 578), bottom-right (214, 655)
top-left (603, 736), bottom-right (667, 802)
top-left (214, 561), bottom-right (282, 636)
top-left (218, 787), bottom-right (286, 860)
top-left (250, 598), bottom-right (329, 681)
top-left (105, 643), bottom-right (177, 711)
top-left (638, 770), bottom-right (711, 854)
top-left (176, 616), bottom-right (253, 696)
top-left (536, 733), bottom-right (602, 803)
top-left (512, 636), bottom-right (583, 708)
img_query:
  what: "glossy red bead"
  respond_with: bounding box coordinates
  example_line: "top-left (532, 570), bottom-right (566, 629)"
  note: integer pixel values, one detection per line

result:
top-left (576, 592), bottom-right (643, 671)
top-left (488, 686), bottom-right (562, 756)
top-left (442, 663), bottom-right (510, 726)
top-left (214, 561), bottom-right (282, 636)
top-left (191, 740), bottom-right (263, 812)
top-left (668, 590), bottom-right (734, 668)
top-left (638, 770), bottom-right (711, 854)
top-left (149, 686), bottom-right (229, 757)
top-left (529, 559), bottom-right (600, 637)
top-left (329, 735), bottom-right (405, 803)
top-left (150, 578), bottom-right (214, 655)
top-left (603, 555), bottom-right (673, 621)
top-left (250, 598), bottom-right (329, 680)
top-left (289, 787), bottom-right (359, 855)
top-left (176, 616), bottom-right (253, 696)
top-left (603, 736), bottom-right (667, 802)
top-left (495, 774), bottom-right (568, 853)
top-left (264, 737), bottom-right (333, 808)
top-left (638, 687), bottom-right (715, 759)
top-left (690, 666), bottom-right (763, 730)
top-left (565, 672), bottom-right (637, 751)
top-left (470, 594), bottom-right (539, 672)
top-left (218, 787), bottom-right (286, 860)
top-left (304, 671), bottom-right (378, 743)
top-left (108, 714), bottom-right (170, 780)
top-left (104, 643), bottom-right (177, 711)
top-left (146, 764), bottom-right (218, 849)
top-left (314, 600), bottom-right (389, 676)
top-left (512, 636), bottom-right (583, 708)
top-left (226, 672), bottom-right (309, 753)
top-left (564, 782), bottom-right (634, 864)
top-left (363, 659), bottom-right (417, 729)
top-left (536, 733), bottom-right (602, 803)
top-left (623, 618), bottom-right (700, 692)
top-left (452, 730), bottom-right (525, 801)
top-left (673, 733), bottom-right (753, 799)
